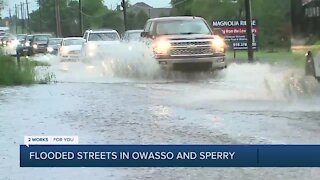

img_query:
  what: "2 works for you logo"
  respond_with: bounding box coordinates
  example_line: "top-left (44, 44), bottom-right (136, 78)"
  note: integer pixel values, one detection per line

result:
top-left (24, 136), bottom-right (79, 147)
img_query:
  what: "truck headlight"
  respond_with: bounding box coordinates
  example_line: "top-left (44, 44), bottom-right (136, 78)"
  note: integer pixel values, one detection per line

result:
top-left (32, 44), bottom-right (38, 49)
top-left (153, 39), bottom-right (171, 55)
top-left (212, 38), bottom-right (225, 52)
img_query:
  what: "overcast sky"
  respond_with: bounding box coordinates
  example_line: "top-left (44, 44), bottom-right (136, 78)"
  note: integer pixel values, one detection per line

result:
top-left (2, 0), bottom-right (171, 17)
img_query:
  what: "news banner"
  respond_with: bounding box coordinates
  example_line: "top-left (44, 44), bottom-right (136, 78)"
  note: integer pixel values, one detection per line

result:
top-left (20, 136), bottom-right (320, 167)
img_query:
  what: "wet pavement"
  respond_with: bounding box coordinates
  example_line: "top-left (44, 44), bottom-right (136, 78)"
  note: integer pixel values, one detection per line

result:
top-left (1, 52), bottom-right (320, 179)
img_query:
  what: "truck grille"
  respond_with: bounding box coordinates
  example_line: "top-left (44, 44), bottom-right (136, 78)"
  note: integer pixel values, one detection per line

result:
top-left (169, 40), bottom-right (214, 57)
top-left (171, 41), bottom-right (211, 47)
top-left (170, 47), bottom-right (213, 56)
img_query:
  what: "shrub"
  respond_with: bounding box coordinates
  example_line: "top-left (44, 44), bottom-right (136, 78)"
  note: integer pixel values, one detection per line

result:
top-left (0, 55), bottom-right (36, 85)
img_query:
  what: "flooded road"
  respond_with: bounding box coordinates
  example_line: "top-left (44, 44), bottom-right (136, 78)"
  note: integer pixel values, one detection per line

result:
top-left (1, 50), bottom-right (320, 179)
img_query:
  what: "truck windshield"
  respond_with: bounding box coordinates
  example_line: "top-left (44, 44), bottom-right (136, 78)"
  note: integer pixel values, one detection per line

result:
top-left (88, 33), bottom-right (119, 41)
top-left (156, 20), bottom-right (211, 35)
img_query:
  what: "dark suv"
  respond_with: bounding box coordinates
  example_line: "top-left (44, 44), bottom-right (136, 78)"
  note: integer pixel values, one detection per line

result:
top-left (30, 34), bottom-right (52, 55)
top-left (140, 16), bottom-right (226, 71)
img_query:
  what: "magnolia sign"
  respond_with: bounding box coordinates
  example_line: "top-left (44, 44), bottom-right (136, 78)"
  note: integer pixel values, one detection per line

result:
top-left (213, 20), bottom-right (259, 50)
top-left (213, 20), bottom-right (257, 27)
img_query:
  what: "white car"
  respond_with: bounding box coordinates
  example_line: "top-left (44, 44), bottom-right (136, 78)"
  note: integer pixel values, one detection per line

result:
top-left (81, 29), bottom-right (121, 61)
top-left (4, 34), bottom-right (25, 56)
top-left (59, 37), bottom-right (85, 61)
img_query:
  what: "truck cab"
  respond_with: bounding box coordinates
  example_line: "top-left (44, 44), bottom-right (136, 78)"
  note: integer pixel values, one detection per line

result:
top-left (140, 16), bottom-right (227, 71)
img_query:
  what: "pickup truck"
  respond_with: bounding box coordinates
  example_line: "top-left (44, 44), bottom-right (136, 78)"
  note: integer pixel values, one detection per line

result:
top-left (140, 16), bottom-right (227, 71)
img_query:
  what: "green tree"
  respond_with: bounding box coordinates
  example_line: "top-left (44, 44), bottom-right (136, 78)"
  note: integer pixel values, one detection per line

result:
top-left (29, 0), bottom-right (106, 36)
top-left (102, 10), bottom-right (124, 33)
top-left (251, 0), bottom-right (291, 49)
top-left (135, 10), bottom-right (149, 29)
top-left (171, 0), bottom-right (194, 15)
top-left (81, 0), bottom-right (105, 29)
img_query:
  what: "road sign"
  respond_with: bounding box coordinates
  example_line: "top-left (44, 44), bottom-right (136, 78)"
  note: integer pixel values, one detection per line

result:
top-left (213, 20), bottom-right (259, 50)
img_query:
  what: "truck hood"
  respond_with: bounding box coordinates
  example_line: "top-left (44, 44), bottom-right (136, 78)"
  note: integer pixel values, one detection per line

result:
top-left (160, 34), bottom-right (215, 40)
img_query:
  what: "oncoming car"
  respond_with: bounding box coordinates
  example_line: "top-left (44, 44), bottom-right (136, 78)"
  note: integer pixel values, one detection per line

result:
top-left (16, 34), bottom-right (32, 56)
top-left (122, 30), bottom-right (143, 42)
top-left (31, 34), bottom-right (52, 55)
top-left (47, 38), bottom-right (63, 55)
top-left (140, 16), bottom-right (227, 71)
top-left (4, 35), bottom-right (21, 56)
top-left (59, 37), bottom-right (84, 61)
top-left (81, 29), bottom-right (120, 60)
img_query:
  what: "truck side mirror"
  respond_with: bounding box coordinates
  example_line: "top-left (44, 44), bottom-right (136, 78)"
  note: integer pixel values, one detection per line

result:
top-left (141, 32), bottom-right (148, 38)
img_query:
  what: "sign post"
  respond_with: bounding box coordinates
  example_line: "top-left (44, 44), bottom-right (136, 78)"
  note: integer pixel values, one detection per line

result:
top-left (245, 0), bottom-right (254, 62)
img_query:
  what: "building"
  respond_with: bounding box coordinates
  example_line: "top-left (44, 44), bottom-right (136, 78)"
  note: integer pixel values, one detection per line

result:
top-left (291, 0), bottom-right (320, 44)
top-left (128, 2), bottom-right (172, 18)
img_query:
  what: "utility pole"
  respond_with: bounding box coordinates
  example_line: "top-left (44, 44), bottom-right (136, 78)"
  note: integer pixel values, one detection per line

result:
top-left (121, 0), bottom-right (128, 31)
top-left (15, 4), bottom-right (18, 34)
top-left (38, 0), bottom-right (42, 33)
top-left (79, 0), bottom-right (83, 36)
top-left (55, 0), bottom-right (62, 37)
top-left (20, 2), bottom-right (24, 33)
top-left (25, 0), bottom-right (30, 33)
top-left (245, 0), bottom-right (254, 62)
top-left (9, 8), bottom-right (12, 29)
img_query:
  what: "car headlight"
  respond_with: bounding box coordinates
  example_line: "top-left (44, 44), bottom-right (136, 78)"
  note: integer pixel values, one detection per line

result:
top-left (212, 38), bottom-right (225, 52)
top-left (32, 44), bottom-right (38, 49)
top-left (25, 42), bottom-right (30, 47)
top-left (88, 43), bottom-right (96, 50)
top-left (60, 47), bottom-right (69, 54)
top-left (47, 47), bottom-right (54, 52)
top-left (153, 39), bottom-right (171, 55)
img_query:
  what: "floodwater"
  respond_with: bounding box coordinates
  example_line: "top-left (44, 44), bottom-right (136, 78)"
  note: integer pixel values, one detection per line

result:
top-left (1, 42), bottom-right (320, 179)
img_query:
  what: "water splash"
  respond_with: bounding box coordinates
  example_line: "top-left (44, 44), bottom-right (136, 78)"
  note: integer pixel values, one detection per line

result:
top-left (215, 63), bottom-right (320, 101)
